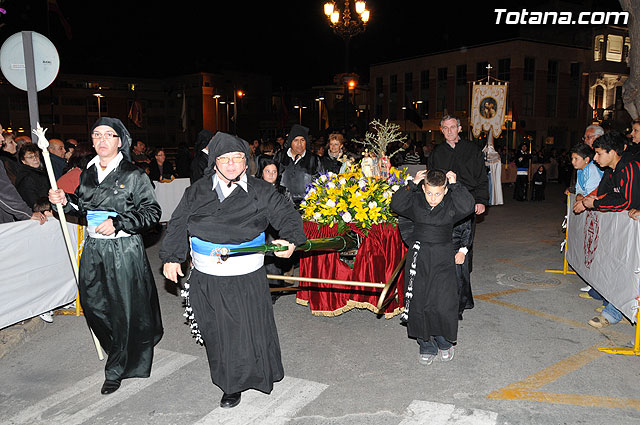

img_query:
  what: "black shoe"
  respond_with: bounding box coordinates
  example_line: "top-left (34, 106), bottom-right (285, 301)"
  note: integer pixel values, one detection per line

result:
top-left (220, 392), bottom-right (241, 408)
top-left (100, 379), bottom-right (121, 395)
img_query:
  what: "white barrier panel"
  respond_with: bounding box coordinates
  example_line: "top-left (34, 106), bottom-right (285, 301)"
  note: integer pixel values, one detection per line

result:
top-left (566, 195), bottom-right (639, 323)
top-left (154, 177), bottom-right (190, 222)
top-left (0, 219), bottom-right (78, 329)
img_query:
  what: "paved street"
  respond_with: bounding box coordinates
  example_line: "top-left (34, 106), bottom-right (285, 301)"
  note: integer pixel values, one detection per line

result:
top-left (1, 183), bottom-right (639, 425)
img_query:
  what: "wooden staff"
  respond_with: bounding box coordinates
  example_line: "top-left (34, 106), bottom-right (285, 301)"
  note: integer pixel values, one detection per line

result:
top-left (33, 125), bottom-right (104, 360)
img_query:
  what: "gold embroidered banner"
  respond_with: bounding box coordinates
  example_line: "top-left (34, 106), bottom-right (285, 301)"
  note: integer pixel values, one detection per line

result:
top-left (471, 83), bottom-right (507, 138)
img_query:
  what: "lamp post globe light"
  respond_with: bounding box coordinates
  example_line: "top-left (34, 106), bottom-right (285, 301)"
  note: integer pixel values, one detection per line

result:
top-left (323, 1), bottom-right (369, 128)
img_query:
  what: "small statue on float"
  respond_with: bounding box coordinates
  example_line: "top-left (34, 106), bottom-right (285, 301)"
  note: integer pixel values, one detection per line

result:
top-left (354, 119), bottom-right (406, 178)
top-left (361, 150), bottom-right (380, 178)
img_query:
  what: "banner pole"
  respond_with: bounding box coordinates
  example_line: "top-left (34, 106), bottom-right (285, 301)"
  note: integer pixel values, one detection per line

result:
top-left (546, 193), bottom-right (576, 275)
top-left (598, 276), bottom-right (640, 356)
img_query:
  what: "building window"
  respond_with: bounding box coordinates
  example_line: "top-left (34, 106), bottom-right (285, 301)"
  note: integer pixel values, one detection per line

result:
top-left (594, 35), bottom-right (605, 61)
top-left (546, 60), bottom-right (558, 117)
top-left (389, 100), bottom-right (397, 120)
top-left (376, 77), bottom-right (383, 95)
top-left (405, 72), bottom-right (413, 95)
top-left (421, 70), bottom-right (429, 89)
top-left (498, 58), bottom-right (511, 81)
top-left (524, 57), bottom-right (535, 81)
top-left (606, 34), bottom-right (624, 62)
top-left (436, 67), bottom-right (447, 113)
top-left (476, 61), bottom-right (489, 80)
top-left (390, 74), bottom-right (397, 94)
top-left (624, 37), bottom-right (631, 63)
top-left (455, 65), bottom-right (467, 112)
top-left (568, 62), bottom-right (581, 119)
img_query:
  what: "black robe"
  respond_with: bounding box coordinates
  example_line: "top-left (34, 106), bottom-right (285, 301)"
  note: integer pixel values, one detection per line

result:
top-left (159, 174), bottom-right (306, 394)
top-left (391, 181), bottom-right (475, 343)
top-left (65, 158), bottom-right (163, 382)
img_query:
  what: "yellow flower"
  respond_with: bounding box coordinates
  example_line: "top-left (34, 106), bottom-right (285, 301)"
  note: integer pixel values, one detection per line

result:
top-left (368, 204), bottom-right (382, 222)
top-left (354, 204), bottom-right (369, 222)
top-left (337, 198), bottom-right (349, 212)
top-left (349, 192), bottom-right (363, 208)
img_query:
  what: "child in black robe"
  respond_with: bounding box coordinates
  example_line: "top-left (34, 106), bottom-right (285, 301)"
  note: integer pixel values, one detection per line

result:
top-left (531, 165), bottom-right (547, 201)
top-left (391, 169), bottom-right (475, 365)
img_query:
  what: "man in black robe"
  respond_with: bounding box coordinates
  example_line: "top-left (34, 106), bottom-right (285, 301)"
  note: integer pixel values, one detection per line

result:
top-left (49, 117), bottom-right (163, 395)
top-left (428, 115), bottom-right (489, 320)
top-left (274, 124), bottom-right (324, 208)
top-left (514, 143), bottom-right (531, 201)
top-left (160, 132), bottom-right (306, 409)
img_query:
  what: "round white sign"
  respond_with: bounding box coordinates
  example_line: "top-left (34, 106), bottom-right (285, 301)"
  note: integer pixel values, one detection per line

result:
top-left (0, 31), bottom-right (60, 91)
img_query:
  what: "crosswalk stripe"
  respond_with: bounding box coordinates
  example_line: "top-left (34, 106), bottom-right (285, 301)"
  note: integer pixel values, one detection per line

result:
top-left (194, 376), bottom-right (328, 425)
top-left (2, 349), bottom-right (197, 425)
top-left (398, 400), bottom-right (499, 425)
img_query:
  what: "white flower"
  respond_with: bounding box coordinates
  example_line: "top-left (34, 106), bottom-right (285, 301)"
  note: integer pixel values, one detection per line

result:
top-left (308, 188), bottom-right (316, 195)
top-left (392, 185), bottom-right (400, 192)
top-left (382, 191), bottom-right (392, 199)
top-left (320, 175), bottom-right (327, 182)
top-left (339, 177), bottom-right (347, 185)
top-left (313, 212), bottom-right (322, 220)
top-left (300, 201), bottom-right (307, 207)
top-left (358, 179), bottom-right (367, 188)
top-left (368, 201), bottom-right (377, 209)
top-left (327, 182), bottom-right (335, 189)
top-left (342, 212), bottom-right (352, 223)
top-left (326, 199), bottom-right (336, 208)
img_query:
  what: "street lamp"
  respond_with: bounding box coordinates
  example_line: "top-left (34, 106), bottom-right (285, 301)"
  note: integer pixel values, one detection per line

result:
top-left (93, 93), bottom-right (104, 118)
top-left (213, 94), bottom-right (221, 131)
top-left (315, 97), bottom-right (325, 131)
top-left (293, 105), bottom-right (307, 125)
top-left (323, 1), bottom-right (370, 73)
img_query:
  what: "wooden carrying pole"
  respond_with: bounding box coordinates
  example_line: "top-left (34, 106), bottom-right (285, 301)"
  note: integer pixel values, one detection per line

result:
top-left (33, 126), bottom-right (104, 360)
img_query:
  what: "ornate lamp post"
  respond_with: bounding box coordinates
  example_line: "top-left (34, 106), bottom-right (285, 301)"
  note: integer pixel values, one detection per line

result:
top-left (323, 1), bottom-right (370, 73)
top-left (323, 1), bottom-right (370, 127)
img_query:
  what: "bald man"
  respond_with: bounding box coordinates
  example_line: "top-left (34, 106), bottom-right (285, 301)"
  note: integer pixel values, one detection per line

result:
top-left (48, 138), bottom-right (67, 179)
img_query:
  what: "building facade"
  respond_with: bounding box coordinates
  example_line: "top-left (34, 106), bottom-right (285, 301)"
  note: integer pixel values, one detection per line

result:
top-left (369, 26), bottom-right (630, 152)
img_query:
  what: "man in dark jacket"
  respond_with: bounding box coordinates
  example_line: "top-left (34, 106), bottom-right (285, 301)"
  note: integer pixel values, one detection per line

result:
top-left (428, 115), bottom-right (489, 320)
top-left (191, 129), bottom-right (214, 183)
top-left (274, 124), bottom-right (324, 208)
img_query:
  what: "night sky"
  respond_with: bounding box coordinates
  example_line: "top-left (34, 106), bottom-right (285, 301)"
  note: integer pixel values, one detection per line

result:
top-left (0, 0), bottom-right (625, 90)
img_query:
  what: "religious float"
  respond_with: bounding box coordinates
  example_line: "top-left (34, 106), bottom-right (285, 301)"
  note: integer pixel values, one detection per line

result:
top-left (279, 120), bottom-right (411, 318)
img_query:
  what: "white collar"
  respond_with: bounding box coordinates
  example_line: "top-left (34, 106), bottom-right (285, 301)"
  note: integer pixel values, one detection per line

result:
top-left (88, 152), bottom-right (123, 183)
top-left (212, 172), bottom-right (248, 195)
top-left (287, 148), bottom-right (306, 161)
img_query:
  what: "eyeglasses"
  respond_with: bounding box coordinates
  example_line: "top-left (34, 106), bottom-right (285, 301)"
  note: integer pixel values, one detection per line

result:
top-left (91, 131), bottom-right (119, 140)
top-left (24, 154), bottom-right (38, 160)
top-left (216, 156), bottom-right (245, 164)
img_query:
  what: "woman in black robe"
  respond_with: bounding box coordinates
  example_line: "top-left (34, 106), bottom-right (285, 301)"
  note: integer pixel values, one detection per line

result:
top-left (391, 169), bottom-right (474, 364)
top-left (160, 132), bottom-right (305, 409)
top-left (49, 117), bottom-right (163, 395)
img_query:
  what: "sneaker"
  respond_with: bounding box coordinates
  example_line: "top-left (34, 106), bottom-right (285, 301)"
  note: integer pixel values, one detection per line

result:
top-left (439, 346), bottom-right (455, 362)
top-left (419, 353), bottom-right (437, 365)
top-left (580, 285), bottom-right (592, 292)
top-left (588, 315), bottom-right (610, 329)
top-left (595, 305), bottom-right (605, 313)
top-left (39, 311), bottom-right (54, 323)
top-left (579, 292), bottom-right (593, 299)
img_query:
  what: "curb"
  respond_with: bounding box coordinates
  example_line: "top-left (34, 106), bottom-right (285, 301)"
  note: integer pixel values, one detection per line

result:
top-left (0, 317), bottom-right (47, 360)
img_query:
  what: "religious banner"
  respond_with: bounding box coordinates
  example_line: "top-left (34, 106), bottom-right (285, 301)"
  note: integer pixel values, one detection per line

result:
top-left (471, 82), bottom-right (507, 138)
top-left (566, 195), bottom-right (639, 323)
